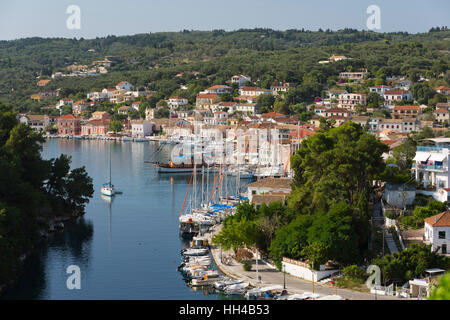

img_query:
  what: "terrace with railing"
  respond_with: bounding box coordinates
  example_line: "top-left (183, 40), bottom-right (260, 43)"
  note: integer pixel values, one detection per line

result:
top-left (412, 163), bottom-right (446, 171)
top-left (416, 145), bottom-right (450, 152)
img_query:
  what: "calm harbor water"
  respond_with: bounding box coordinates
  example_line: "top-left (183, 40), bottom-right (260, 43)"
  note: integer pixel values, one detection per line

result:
top-left (2, 139), bottom-right (247, 300)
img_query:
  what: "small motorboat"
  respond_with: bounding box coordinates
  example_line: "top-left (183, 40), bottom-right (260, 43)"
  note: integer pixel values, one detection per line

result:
top-left (181, 248), bottom-right (209, 256)
top-left (224, 282), bottom-right (249, 295)
top-left (213, 278), bottom-right (244, 291)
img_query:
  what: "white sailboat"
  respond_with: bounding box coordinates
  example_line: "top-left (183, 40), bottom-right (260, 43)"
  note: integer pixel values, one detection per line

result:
top-left (101, 143), bottom-right (115, 197)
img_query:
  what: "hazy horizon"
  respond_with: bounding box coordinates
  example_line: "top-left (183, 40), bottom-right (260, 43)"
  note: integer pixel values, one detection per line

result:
top-left (0, 0), bottom-right (449, 41)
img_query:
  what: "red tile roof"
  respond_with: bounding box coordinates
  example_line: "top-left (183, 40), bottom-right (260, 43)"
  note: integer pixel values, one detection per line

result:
top-left (385, 90), bottom-right (410, 95)
top-left (393, 105), bottom-right (420, 111)
top-left (58, 114), bottom-right (79, 120)
top-left (207, 85), bottom-right (229, 90)
top-left (424, 211), bottom-right (450, 227)
top-left (197, 94), bottom-right (220, 99)
top-left (261, 112), bottom-right (285, 118)
top-left (290, 129), bottom-right (315, 139)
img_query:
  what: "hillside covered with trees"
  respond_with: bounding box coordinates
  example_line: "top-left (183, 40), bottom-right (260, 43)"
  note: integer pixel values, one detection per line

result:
top-left (0, 28), bottom-right (449, 112)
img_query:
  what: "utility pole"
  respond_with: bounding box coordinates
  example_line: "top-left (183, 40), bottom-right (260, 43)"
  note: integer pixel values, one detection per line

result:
top-left (283, 264), bottom-right (286, 290)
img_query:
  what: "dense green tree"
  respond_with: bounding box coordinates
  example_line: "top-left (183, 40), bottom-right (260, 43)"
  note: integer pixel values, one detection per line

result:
top-left (373, 243), bottom-right (450, 284)
top-left (429, 272), bottom-right (450, 300)
top-left (289, 122), bottom-right (388, 214)
top-left (109, 120), bottom-right (123, 133)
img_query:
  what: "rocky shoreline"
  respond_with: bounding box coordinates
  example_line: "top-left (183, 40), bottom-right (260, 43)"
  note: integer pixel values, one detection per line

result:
top-left (0, 209), bottom-right (85, 297)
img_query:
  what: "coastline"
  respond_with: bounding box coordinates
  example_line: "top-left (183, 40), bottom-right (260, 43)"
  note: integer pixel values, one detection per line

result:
top-left (0, 208), bottom-right (86, 296)
top-left (206, 225), bottom-right (402, 300)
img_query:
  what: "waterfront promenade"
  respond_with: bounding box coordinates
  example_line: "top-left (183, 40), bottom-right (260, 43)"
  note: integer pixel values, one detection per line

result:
top-left (205, 225), bottom-right (403, 300)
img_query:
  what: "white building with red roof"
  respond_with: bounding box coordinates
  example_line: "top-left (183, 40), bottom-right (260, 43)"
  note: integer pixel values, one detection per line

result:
top-left (116, 81), bottom-right (135, 91)
top-left (203, 85), bottom-right (232, 95)
top-left (383, 90), bottom-right (413, 107)
top-left (434, 108), bottom-right (450, 124)
top-left (239, 86), bottom-right (271, 97)
top-left (424, 211), bottom-right (450, 254)
top-left (168, 96), bottom-right (189, 110)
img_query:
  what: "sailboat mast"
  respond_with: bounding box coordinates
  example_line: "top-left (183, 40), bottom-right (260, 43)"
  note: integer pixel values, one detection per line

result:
top-left (201, 166), bottom-right (205, 208)
top-left (206, 164), bottom-right (210, 207)
top-left (109, 143), bottom-right (112, 185)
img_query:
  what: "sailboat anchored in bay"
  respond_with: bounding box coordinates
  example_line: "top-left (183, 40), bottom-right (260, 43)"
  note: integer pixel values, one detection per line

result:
top-left (101, 143), bottom-right (116, 197)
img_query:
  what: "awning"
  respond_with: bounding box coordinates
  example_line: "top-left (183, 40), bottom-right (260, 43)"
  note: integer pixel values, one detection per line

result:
top-left (413, 153), bottom-right (431, 162)
top-left (429, 153), bottom-right (446, 162)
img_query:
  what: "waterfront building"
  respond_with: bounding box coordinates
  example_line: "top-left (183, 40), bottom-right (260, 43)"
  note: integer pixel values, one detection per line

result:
top-left (81, 119), bottom-right (110, 136)
top-left (19, 114), bottom-right (50, 132)
top-left (131, 120), bottom-right (153, 137)
top-left (57, 114), bottom-right (81, 136)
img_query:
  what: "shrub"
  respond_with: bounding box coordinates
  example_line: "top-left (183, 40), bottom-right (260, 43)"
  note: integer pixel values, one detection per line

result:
top-left (243, 260), bottom-right (252, 271)
top-left (342, 265), bottom-right (367, 282)
top-left (385, 211), bottom-right (397, 220)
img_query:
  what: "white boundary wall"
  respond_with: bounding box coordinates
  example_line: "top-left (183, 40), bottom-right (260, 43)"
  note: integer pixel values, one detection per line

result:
top-left (282, 259), bottom-right (338, 282)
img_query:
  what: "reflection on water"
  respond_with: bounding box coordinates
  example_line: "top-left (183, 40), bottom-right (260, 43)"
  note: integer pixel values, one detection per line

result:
top-left (2, 140), bottom-right (249, 300)
top-left (2, 218), bottom-right (94, 300)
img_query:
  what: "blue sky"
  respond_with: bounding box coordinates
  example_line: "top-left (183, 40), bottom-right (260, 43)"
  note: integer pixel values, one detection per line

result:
top-left (0, 0), bottom-right (449, 40)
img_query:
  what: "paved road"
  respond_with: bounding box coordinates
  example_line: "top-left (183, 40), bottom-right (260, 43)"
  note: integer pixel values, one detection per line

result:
top-left (205, 225), bottom-right (405, 300)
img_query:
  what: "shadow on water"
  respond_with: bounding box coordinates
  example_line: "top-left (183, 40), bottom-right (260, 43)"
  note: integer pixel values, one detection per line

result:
top-left (1, 217), bottom-right (94, 300)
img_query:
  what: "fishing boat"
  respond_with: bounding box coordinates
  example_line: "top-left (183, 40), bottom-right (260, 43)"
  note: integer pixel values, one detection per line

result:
top-left (101, 143), bottom-right (115, 197)
top-left (151, 161), bottom-right (204, 173)
top-left (179, 215), bottom-right (199, 239)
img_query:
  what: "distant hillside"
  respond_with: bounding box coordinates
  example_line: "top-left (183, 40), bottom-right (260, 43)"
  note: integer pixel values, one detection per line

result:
top-left (0, 28), bottom-right (449, 109)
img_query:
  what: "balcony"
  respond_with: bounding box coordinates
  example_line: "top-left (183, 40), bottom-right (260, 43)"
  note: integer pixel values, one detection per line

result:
top-left (417, 145), bottom-right (450, 152)
top-left (412, 163), bottom-right (447, 171)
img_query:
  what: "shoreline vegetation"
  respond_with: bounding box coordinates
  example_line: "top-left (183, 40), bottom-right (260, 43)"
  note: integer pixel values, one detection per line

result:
top-left (0, 103), bottom-right (94, 295)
